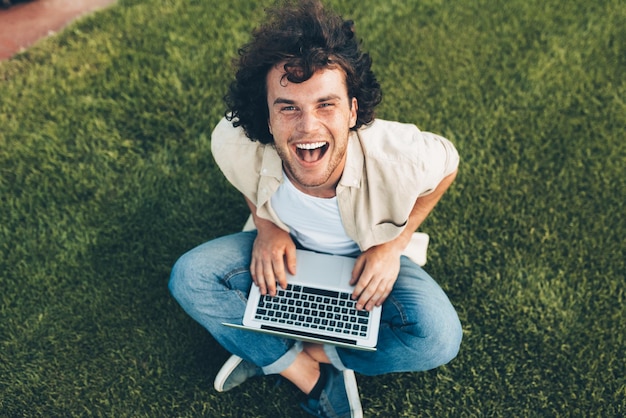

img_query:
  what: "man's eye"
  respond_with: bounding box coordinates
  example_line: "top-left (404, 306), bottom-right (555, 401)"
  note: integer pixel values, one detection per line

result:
top-left (282, 106), bottom-right (297, 111)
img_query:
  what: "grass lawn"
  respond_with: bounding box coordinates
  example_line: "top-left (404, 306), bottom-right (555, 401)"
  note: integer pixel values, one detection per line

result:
top-left (1, 0), bottom-right (624, 416)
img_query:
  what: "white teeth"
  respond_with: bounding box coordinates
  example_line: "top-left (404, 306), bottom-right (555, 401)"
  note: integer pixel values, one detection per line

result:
top-left (296, 142), bottom-right (326, 150)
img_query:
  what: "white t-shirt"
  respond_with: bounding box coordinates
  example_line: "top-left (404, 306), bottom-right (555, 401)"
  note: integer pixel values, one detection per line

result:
top-left (271, 173), bottom-right (360, 256)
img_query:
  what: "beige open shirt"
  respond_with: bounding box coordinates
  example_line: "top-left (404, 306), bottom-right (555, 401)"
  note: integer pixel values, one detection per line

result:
top-left (211, 118), bottom-right (459, 252)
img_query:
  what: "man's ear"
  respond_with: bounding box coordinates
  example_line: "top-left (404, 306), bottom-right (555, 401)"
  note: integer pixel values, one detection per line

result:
top-left (349, 97), bottom-right (358, 128)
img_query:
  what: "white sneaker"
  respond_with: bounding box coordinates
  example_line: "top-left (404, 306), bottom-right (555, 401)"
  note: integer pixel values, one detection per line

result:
top-left (213, 355), bottom-right (263, 392)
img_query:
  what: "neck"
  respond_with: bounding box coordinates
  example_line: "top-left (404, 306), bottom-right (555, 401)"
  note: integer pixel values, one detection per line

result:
top-left (283, 169), bottom-right (339, 199)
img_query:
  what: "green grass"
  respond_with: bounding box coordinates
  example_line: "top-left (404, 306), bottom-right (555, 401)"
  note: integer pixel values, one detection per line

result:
top-left (1, 0), bottom-right (624, 416)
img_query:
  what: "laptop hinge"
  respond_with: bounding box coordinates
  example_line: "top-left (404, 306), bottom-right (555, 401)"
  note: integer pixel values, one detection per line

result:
top-left (261, 325), bottom-right (358, 346)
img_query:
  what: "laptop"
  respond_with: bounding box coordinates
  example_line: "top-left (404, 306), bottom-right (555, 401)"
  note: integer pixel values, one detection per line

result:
top-left (223, 249), bottom-right (382, 351)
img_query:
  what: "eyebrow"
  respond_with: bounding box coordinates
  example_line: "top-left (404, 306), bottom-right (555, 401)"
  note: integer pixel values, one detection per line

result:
top-left (272, 95), bottom-right (342, 106)
top-left (272, 98), bottom-right (295, 106)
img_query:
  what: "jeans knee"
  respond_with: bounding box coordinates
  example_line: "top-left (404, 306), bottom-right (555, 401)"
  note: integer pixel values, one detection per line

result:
top-left (168, 253), bottom-right (196, 305)
top-left (427, 311), bottom-right (462, 368)
top-left (432, 315), bottom-right (463, 366)
top-left (401, 309), bottom-right (462, 371)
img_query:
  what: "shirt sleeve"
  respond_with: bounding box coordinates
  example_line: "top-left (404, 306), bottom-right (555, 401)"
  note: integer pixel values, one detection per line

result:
top-left (415, 131), bottom-right (460, 197)
top-left (210, 117), bottom-right (264, 201)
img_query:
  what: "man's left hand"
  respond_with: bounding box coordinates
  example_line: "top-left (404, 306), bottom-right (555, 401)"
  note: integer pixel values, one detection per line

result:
top-left (350, 243), bottom-right (402, 311)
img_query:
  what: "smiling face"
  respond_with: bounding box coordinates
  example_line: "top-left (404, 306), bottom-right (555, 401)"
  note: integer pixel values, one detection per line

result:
top-left (266, 64), bottom-right (358, 198)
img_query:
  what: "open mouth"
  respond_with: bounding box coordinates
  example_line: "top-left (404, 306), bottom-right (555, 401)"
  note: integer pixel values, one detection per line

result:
top-left (295, 142), bottom-right (329, 163)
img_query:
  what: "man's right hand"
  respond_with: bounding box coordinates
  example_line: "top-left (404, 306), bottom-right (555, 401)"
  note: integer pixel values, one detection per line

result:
top-left (249, 216), bottom-right (297, 296)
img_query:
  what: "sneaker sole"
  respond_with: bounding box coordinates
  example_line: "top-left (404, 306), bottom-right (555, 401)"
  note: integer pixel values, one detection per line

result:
top-left (342, 370), bottom-right (363, 418)
top-left (213, 355), bottom-right (244, 392)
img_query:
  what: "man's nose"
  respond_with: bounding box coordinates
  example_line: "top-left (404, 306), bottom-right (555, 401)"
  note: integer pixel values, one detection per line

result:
top-left (297, 110), bottom-right (320, 133)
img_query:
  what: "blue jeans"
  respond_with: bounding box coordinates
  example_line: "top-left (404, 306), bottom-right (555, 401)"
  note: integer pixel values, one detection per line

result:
top-left (169, 231), bottom-right (462, 376)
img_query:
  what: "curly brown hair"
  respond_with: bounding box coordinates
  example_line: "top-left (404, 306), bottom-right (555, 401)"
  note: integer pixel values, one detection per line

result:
top-left (224, 0), bottom-right (382, 144)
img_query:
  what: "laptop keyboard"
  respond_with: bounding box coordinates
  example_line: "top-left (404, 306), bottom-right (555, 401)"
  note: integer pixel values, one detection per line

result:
top-left (255, 283), bottom-right (371, 337)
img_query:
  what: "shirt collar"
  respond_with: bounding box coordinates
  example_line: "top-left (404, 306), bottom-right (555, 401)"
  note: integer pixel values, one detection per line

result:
top-left (338, 130), bottom-right (363, 189)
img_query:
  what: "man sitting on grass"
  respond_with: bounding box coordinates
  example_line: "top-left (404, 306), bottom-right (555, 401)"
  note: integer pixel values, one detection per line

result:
top-left (169, 1), bottom-right (462, 416)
